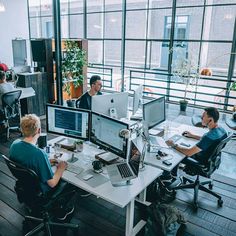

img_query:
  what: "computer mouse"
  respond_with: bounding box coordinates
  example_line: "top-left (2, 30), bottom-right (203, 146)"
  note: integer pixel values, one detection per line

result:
top-left (182, 131), bottom-right (188, 137)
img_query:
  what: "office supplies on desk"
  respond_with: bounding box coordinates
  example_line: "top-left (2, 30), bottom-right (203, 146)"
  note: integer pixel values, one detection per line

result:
top-left (76, 169), bottom-right (109, 188)
top-left (169, 134), bottom-right (182, 143)
top-left (149, 136), bottom-right (169, 149)
top-left (82, 174), bottom-right (94, 181)
top-left (95, 151), bottom-right (119, 164)
top-left (66, 164), bottom-right (83, 175)
top-left (149, 128), bottom-right (164, 136)
top-left (162, 160), bottom-right (172, 166)
top-left (179, 142), bottom-right (191, 147)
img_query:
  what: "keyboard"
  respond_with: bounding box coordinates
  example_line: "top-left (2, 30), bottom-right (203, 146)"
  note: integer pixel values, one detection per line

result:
top-left (66, 164), bottom-right (83, 175)
top-left (117, 163), bottom-right (133, 178)
top-left (169, 134), bottom-right (182, 143)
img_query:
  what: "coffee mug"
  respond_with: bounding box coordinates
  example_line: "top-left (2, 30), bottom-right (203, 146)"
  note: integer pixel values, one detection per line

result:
top-left (92, 160), bottom-right (102, 171)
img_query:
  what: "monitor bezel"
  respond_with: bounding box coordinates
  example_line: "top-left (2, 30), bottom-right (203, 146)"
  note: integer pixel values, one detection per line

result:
top-left (46, 103), bottom-right (90, 141)
top-left (90, 111), bottom-right (129, 158)
top-left (143, 96), bottom-right (165, 129)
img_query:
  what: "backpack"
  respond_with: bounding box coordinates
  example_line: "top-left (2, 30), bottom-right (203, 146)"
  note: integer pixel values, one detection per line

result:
top-left (145, 203), bottom-right (186, 236)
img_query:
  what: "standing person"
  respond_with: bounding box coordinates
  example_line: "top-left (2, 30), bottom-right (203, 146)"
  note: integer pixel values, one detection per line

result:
top-left (79, 75), bottom-right (102, 110)
top-left (10, 114), bottom-right (75, 220)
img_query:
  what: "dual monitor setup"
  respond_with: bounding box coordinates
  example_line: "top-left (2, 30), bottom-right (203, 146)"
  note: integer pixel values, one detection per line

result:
top-left (46, 91), bottom-right (165, 184)
top-left (91, 86), bottom-right (165, 128)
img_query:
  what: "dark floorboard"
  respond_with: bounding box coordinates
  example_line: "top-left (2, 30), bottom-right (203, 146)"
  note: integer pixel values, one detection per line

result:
top-left (1, 105), bottom-right (236, 236)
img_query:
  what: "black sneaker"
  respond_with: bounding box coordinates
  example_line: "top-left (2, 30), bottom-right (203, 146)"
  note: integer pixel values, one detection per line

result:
top-left (56, 206), bottom-right (75, 221)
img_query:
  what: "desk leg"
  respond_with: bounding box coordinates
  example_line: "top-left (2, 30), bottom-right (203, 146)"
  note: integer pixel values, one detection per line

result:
top-left (126, 199), bottom-right (146, 236)
top-left (138, 189), bottom-right (146, 202)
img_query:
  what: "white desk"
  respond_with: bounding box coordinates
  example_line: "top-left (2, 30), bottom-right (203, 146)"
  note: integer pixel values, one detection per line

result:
top-left (144, 123), bottom-right (207, 172)
top-left (48, 136), bottom-right (163, 236)
top-left (15, 87), bottom-right (36, 99)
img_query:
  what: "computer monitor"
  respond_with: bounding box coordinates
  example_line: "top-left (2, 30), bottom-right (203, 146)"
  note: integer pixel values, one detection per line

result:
top-left (46, 104), bottom-right (90, 140)
top-left (91, 92), bottom-right (129, 119)
top-left (133, 85), bottom-right (143, 115)
top-left (143, 96), bottom-right (165, 129)
top-left (90, 112), bottom-right (129, 158)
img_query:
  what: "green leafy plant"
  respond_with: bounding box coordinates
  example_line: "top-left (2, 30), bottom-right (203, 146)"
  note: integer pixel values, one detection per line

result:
top-left (230, 81), bottom-right (236, 91)
top-left (61, 40), bottom-right (87, 98)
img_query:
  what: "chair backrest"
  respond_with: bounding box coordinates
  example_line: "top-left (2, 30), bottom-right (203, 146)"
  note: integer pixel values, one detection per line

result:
top-left (2, 155), bottom-right (44, 207)
top-left (206, 132), bottom-right (233, 174)
top-left (185, 132), bottom-right (233, 177)
top-left (2, 90), bottom-right (22, 119)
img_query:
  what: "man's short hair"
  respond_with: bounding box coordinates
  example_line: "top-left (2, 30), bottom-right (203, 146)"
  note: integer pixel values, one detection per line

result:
top-left (20, 114), bottom-right (41, 137)
top-left (0, 71), bottom-right (5, 81)
top-left (204, 107), bottom-right (220, 123)
top-left (90, 75), bottom-right (101, 86)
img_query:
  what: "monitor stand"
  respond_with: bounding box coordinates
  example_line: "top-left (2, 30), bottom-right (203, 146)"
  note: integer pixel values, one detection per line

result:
top-left (67, 153), bottom-right (78, 163)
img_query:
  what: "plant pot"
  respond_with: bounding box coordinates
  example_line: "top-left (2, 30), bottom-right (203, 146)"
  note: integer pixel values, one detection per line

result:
top-left (179, 100), bottom-right (188, 112)
top-left (66, 99), bottom-right (75, 108)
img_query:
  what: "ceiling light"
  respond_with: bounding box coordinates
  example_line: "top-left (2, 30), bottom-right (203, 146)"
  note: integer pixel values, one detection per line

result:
top-left (0, 2), bottom-right (5, 12)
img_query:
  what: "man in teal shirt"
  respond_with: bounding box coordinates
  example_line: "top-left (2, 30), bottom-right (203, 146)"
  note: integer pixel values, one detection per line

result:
top-left (10, 114), bottom-right (74, 220)
top-left (10, 114), bottom-right (67, 193)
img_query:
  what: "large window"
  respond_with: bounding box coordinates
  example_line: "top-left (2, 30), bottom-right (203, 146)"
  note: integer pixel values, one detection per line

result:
top-left (28, 0), bottom-right (236, 111)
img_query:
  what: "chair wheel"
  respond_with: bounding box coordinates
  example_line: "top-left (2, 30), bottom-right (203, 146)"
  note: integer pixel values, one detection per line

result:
top-left (209, 183), bottom-right (213, 190)
top-left (218, 199), bottom-right (223, 207)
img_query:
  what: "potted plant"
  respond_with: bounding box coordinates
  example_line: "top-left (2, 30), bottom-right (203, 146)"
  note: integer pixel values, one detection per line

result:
top-left (62, 40), bottom-right (87, 107)
top-left (74, 139), bottom-right (84, 152)
top-left (171, 48), bottom-right (199, 111)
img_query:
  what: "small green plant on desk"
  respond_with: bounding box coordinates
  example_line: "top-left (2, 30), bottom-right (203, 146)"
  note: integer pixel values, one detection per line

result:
top-left (74, 140), bottom-right (84, 152)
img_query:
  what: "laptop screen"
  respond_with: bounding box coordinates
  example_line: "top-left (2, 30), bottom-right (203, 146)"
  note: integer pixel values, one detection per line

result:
top-left (128, 140), bottom-right (142, 176)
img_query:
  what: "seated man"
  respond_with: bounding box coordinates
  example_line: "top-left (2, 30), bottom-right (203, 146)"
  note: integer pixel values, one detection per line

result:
top-left (9, 114), bottom-right (74, 220)
top-left (0, 71), bottom-right (14, 121)
top-left (166, 107), bottom-right (227, 179)
top-left (79, 75), bottom-right (102, 110)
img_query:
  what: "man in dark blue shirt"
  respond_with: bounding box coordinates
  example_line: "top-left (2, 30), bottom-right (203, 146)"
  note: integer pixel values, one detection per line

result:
top-left (79, 75), bottom-right (102, 110)
top-left (166, 107), bottom-right (227, 177)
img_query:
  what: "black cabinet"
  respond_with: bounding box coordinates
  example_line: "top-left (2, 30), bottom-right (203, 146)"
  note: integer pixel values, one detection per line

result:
top-left (17, 72), bottom-right (48, 116)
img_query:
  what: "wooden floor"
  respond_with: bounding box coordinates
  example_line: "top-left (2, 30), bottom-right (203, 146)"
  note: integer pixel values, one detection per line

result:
top-left (1, 105), bottom-right (236, 236)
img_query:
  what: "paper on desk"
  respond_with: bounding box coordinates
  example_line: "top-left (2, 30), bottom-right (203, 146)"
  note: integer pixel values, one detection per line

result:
top-left (154, 137), bottom-right (169, 148)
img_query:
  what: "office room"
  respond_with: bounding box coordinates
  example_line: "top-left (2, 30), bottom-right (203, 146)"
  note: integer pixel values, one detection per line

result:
top-left (0, 0), bottom-right (236, 235)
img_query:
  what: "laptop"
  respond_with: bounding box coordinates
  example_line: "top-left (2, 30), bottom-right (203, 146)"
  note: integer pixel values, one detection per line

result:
top-left (107, 139), bottom-right (143, 186)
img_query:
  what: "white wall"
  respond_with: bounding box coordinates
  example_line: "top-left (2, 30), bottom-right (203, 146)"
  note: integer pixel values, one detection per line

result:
top-left (0, 0), bottom-right (30, 67)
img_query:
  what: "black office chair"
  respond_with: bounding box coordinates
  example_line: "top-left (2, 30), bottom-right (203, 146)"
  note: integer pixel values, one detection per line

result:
top-left (2, 90), bottom-right (22, 139)
top-left (173, 133), bottom-right (233, 209)
top-left (2, 155), bottom-right (79, 236)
